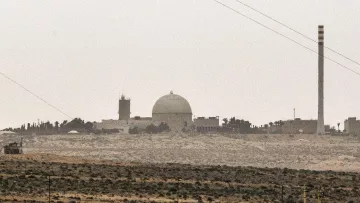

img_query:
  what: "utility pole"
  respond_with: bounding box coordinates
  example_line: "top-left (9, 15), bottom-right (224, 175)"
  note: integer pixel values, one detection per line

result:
top-left (293, 108), bottom-right (295, 120)
top-left (48, 176), bottom-right (51, 203)
top-left (303, 184), bottom-right (307, 203)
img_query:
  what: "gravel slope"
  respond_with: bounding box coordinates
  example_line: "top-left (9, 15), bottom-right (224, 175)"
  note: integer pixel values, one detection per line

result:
top-left (1, 133), bottom-right (359, 172)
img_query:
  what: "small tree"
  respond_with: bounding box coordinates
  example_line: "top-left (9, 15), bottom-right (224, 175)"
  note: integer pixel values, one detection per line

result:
top-left (145, 124), bottom-right (159, 134)
top-left (158, 122), bottom-right (170, 132)
top-left (84, 122), bottom-right (94, 132)
top-left (222, 118), bottom-right (228, 127)
top-left (279, 120), bottom-right (284, 126)
top-left (54, 121), bottom-right (59, 131)
top-left (129, 127), bottom-right (139, 134)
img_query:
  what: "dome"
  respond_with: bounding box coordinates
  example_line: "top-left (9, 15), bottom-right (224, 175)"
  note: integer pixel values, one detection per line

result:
top-left (152, 91), bottom-right (192, 114)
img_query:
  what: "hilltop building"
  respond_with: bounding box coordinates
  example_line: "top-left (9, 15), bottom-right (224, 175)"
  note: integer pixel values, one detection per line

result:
top-left (94, 117), bottom-right (153, 133)
top-left (95, 91), bottom-right (208, 133)
top-left (282, 118), bottom-right (317, 134)
top-left (152, 91), bottom-right (192, 131)
top-left (118, 95), bottom-right (130, 120)
top-left (344, 117), bottom-right (360, 135)
top-left (280, 118), bottom-right (329, 134)
top-left (193, 117), bottom-right (220, 132)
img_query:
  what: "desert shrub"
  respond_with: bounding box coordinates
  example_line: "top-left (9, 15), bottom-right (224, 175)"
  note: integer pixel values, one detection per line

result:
top-left (169, 187), bottom-right (177, 194)
top-left (28, 175), bottom-right (36, 179)
top-left (145, 124), bottom-right (159, 134)
top-left (129, 127), bottom-right (139, 134)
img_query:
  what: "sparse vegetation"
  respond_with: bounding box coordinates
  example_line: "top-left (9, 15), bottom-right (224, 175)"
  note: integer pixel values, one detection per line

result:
top-left (0, 156), bottom-right (360, 202)
top-left (2, 118), bottom-right (95, 135)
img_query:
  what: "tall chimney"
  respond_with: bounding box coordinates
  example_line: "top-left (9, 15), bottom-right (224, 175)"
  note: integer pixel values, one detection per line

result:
top-left (317, 25), bottom-right (325, 135)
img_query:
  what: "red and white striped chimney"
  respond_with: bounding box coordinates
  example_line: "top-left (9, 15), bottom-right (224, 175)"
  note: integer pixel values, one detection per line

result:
top-left (317, 25), bottom-right (325, 135)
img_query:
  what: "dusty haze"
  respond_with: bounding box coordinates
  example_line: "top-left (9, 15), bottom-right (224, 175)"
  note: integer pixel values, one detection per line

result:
top-left (1, 0), bottom-right (360, 129)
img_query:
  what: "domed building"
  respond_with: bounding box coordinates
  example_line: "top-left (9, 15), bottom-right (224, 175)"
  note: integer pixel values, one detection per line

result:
top-left (152, 91), bottom-right (193, 131)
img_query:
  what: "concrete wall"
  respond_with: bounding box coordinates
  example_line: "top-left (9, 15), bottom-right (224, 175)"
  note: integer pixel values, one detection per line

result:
top-left (94, 118), bottom-right (153, 134)
top-left (268, 126), bottom-right (282, 133)
top-left (152, 113), bottom-right (192, 131)
top-left (282, 118), bottom-right (317, 134)
top-left (193, 117), bottom-right (219, 132)
top-left (344, 117), bottom-right (360, 134)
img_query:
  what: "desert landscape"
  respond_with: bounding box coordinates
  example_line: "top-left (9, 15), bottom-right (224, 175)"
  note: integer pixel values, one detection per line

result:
top-left (2, 133), bottom-right (360, 171)
top-left (1, 133), bottom-right (360, 202)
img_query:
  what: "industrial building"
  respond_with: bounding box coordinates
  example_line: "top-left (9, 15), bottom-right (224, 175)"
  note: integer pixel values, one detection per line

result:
top-left (94, 117), bottom-right (153, 133)
top-left (118, 95), bottom-right (130, 120)
top-left (94, 94), bottom-right (154, 133)
top-left (282, 118), bottom-right (318, 134)
top-left (280, 118), bottom-right (330, 134)
top-left (279, 26), bottom-right (327, 135)
top-left (94, 91), bottom-right (205, 133)
top-left (344, 117), bottom-right (360, 135)
top-left (152, 91), bottom-right (193, 131)
top-left (193, 117), bottom-right (220, 132)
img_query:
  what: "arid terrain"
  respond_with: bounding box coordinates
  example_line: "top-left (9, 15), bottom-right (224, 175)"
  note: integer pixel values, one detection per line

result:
top-left (1, 133), bottom-right (360, 171)
top-left (1, 133), bottom-right (360, 202)
top-left (0, 154), bottom-right (360, 202)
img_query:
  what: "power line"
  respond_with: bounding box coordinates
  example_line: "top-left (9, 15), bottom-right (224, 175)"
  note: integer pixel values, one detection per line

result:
top-left (0, 72), bottom-right (74, 119)
top-left (234, 0), bottom-right (360, 67)
top-left (1, 1), bottom-right (360, 129)
top-left (0, 71), bottom-right (96, 131)
top-left (213, 0), bottom-right (360, 77)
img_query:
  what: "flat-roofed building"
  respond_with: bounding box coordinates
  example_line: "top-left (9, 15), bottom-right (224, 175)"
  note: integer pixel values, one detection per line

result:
top-left (193, 116), bottom-right (219, 133)
top-left (94, 117), bottom-right (154, 134)
top-left (344, 117), bottom-right (360, 135)
top-left (281, 118), bottom-right (317, 134)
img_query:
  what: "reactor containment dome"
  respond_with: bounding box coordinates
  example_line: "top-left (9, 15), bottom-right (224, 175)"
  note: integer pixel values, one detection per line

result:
top-left (152, 91), bottom-right (192, 131)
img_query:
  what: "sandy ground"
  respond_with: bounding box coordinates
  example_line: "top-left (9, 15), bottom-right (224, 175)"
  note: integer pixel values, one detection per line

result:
top-left (1, 133), bottom-right (360, 172)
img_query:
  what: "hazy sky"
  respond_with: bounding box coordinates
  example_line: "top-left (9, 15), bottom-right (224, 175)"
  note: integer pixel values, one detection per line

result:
top-left (1, 0), bottom-right (360, 129)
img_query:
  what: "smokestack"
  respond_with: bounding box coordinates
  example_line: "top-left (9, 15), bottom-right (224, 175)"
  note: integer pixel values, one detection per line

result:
top-left (317, 25), bottom-right (325, 135)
